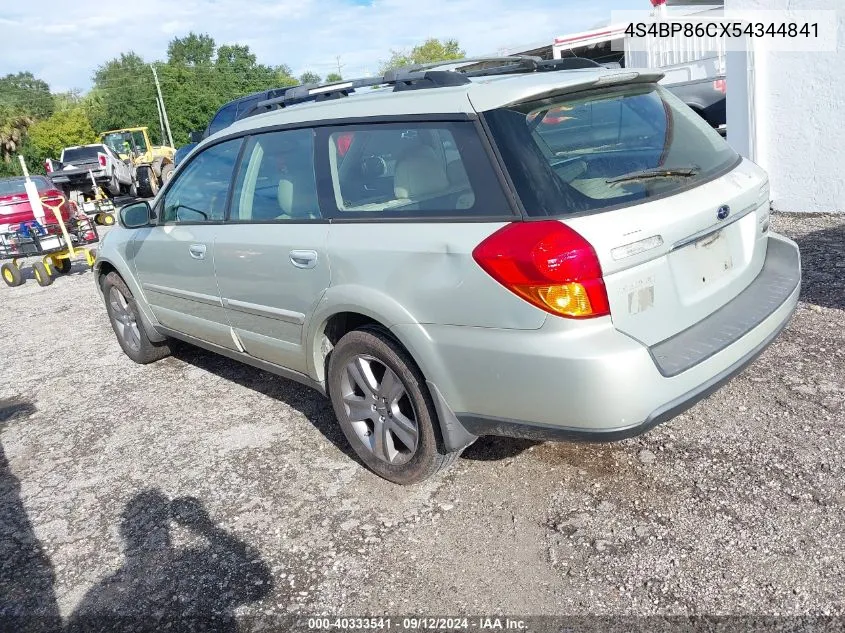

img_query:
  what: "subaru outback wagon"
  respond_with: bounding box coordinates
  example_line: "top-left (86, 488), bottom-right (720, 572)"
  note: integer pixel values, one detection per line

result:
top-left (95, 59), bottom-right (801, 484)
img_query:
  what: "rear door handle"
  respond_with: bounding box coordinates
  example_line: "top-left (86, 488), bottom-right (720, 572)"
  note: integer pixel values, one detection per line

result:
top-left (189, 244), bottom-right (207, 260)
top-left (289, 249), bottom-right (318, 269)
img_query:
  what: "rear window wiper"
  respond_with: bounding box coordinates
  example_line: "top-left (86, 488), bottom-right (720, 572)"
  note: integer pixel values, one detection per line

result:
top-left (606, 167), bottom-right (699, 185)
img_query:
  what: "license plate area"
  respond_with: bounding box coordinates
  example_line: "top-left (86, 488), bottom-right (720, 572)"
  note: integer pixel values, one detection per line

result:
top-left (670, 229), bottom-right (735, 293)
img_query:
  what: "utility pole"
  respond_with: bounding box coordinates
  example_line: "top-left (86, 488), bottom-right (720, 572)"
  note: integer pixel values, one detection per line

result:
top-left (335, 55), bottom-right (344, 78)
top-left (155, 97), bottom-right (166, 146)
top-left (150, 64), bottom-right (175, 147)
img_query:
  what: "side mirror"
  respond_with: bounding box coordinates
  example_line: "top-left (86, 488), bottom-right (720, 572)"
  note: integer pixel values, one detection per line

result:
top-left (119, 201), bottom-right (153, 229)
top-left (189, 130), bottom-right (204, 143)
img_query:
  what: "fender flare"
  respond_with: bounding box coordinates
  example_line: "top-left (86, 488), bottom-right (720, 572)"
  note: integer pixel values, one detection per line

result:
top-left (94, 254), bottom-right (166, 343)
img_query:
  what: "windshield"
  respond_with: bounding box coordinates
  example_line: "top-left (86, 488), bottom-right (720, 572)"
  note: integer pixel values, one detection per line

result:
top-left (62, 146), bottom-right (102, 163)
top-left (103, 131), bottom-right (148, 155)
top-left (0, 176), bottom-right (51, 197)
top-left (484, 83), bottom-right (739, 216)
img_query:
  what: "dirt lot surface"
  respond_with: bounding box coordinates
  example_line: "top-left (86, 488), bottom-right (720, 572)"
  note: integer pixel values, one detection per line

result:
top-left (1, 213), bottom-right (843, 630)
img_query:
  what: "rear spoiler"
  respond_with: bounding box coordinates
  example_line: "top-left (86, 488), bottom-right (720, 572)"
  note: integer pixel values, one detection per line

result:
top-left (470, 69), bottom-right (666, 112)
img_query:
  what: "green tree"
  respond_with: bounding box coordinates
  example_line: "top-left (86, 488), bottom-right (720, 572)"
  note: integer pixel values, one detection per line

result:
top-left (89, 52), bottom-right (159, 137)
top-left (299, 71), bottom-right (321, 85)
top-left (380, 38), bottom-right (465, 73)
top-left (326, 72), bottom-right (343, 82)
top-left (167, 32), bottom-right (215, 66)
top-left (27, 107), bottom-right (98, 160)
top-left (0, 72), bottom-right (54, 120)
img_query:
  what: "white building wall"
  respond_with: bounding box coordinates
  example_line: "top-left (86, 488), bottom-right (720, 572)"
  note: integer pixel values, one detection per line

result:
top-left (726, 0), bottom-right (845, 213)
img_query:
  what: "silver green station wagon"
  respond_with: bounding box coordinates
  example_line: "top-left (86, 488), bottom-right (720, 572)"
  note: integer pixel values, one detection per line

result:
top-left (95, 58), bottom-right (801, 483)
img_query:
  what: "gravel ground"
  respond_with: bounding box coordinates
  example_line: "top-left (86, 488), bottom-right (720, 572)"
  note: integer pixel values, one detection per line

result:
top-left (0, 213), bottom-right (843, 630)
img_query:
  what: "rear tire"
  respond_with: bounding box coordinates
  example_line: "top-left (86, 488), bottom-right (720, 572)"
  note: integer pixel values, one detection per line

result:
top-left (107, 173), bottom-right (120, 197)
top-left (327, 326), bottom-right (460, 484)
top-left (52, 258), bottom-right (72, 274)
top-left (101, 271), bottom-right (170, 364)
top-left (1, 263), bottom-right (23, 287)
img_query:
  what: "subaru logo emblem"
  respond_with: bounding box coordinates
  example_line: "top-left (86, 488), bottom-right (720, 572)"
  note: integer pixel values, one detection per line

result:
top-left (717, 205), bottom-right (730, 220)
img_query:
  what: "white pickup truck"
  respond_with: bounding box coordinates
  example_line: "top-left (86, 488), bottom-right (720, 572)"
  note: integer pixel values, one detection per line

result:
top-left (45, 144), bottom-right (135, 198)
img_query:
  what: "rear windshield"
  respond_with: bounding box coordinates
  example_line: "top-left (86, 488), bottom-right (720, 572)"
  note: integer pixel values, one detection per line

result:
top-left (484, 83), bottom-right (739, 217)
top-left (62, 146), bottom-right (102, 163)
top-left (0, 176), bottom-right (51, 196)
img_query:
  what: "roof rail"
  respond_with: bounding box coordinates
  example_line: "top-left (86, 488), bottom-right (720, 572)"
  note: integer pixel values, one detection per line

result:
top-left (400, 55), bottom-right (542, 74)
top-left (241, 55), bottom-right (604, 120)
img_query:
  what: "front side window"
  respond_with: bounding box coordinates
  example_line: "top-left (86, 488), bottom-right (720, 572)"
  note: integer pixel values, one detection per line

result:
top-left (161, 139), bottom-right (242, 223)
top-left (230, 128), bottom-right (319, 222)
top-left (485, 83), bottom-right (739, 216)
top-left (131, 131), bottom-right (148, 153)
top-left (323, 121), bottom-right (511, 218)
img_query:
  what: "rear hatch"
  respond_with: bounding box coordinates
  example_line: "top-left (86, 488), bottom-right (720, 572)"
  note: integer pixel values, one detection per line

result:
top-left (483, 78), bottom-right (770, 345)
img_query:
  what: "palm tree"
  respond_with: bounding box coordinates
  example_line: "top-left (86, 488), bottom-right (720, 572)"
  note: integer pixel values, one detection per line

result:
top-left (0, 109), bottom-right (34, 165)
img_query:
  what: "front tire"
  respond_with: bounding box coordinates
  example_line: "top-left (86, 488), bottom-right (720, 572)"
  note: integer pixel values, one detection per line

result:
top-left (160, 163), bottom-right (174, 184)
top-left (327, 327), bottom-right (460, 484)
top-left (32, 261), bottom-right (53, 287)
top-left (135, 167), bottom-right (158, 198)
top-left (101, 272), bottom-right (170, 364)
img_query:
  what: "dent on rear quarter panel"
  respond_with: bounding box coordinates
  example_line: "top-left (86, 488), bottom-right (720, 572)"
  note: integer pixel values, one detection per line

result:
top-left (323, 222), bottom-right (548, 330)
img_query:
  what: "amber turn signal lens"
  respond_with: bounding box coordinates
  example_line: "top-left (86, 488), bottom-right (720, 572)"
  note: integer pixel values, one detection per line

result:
top-left (513, 283), bottom-right (597, 318)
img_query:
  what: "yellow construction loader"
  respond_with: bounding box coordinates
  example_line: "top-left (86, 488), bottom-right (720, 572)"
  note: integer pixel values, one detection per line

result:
top-left (100, 127), bottom-right (176, 198)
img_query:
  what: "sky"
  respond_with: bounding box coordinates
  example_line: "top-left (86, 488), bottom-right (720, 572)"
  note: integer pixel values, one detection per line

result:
top-left (0, 0), bottom-right (647, 93)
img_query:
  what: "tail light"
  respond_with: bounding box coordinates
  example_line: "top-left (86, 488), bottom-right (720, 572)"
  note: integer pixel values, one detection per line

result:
top-left (713, 79), bottom-right (727, 94)
top-left (98, 153), bottom-right (107, 167)
top-left (472, 221), bottom-right (610, 319)
top-left (44, 159), bottom-right (53, 173)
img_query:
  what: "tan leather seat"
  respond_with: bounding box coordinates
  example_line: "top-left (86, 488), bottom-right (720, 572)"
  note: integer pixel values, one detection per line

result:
top-left (277, 179), bottom-right (294, 216)
top-left (394, 146), bottom-right (450, 201)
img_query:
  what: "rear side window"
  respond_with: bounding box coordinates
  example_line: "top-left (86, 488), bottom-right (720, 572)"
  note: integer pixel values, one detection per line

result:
top-left (484, 83), bottom-right (739, 216)
top-left (230, 128), bottom-right (320, 222)
top-left (321, 121), bottom-right (512, 219)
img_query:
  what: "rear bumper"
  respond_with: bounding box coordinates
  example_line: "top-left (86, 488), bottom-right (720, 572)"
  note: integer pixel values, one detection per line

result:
top-left (394, 234), bottom-right (801, 449)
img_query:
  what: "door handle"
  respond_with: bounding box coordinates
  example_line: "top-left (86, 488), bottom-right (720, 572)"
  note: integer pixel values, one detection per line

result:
top-left (189, 244), bottom-right (207, 260)
top-left (289, 249), bottom-right (318, 269)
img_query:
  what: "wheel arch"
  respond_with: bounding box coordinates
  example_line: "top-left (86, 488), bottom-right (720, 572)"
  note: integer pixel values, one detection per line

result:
top-left (95, 256), bottom-right (167, 343)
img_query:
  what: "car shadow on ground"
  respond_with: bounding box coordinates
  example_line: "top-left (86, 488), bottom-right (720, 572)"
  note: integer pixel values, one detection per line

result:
top-left (168, 343), bottom-right (360, 464)
top-left (170, 343), bottom-right (539, 466)
top-left (1, 396), bottom-right (273, 633)
top-left (461, 436), bottom-right (541, 461)
top-left (792, 222), bottom-right (845, 310)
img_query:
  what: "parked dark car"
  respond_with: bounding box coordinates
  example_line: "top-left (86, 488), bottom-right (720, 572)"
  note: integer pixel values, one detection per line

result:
top-left (174, 88), bottom-right (289, 165)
